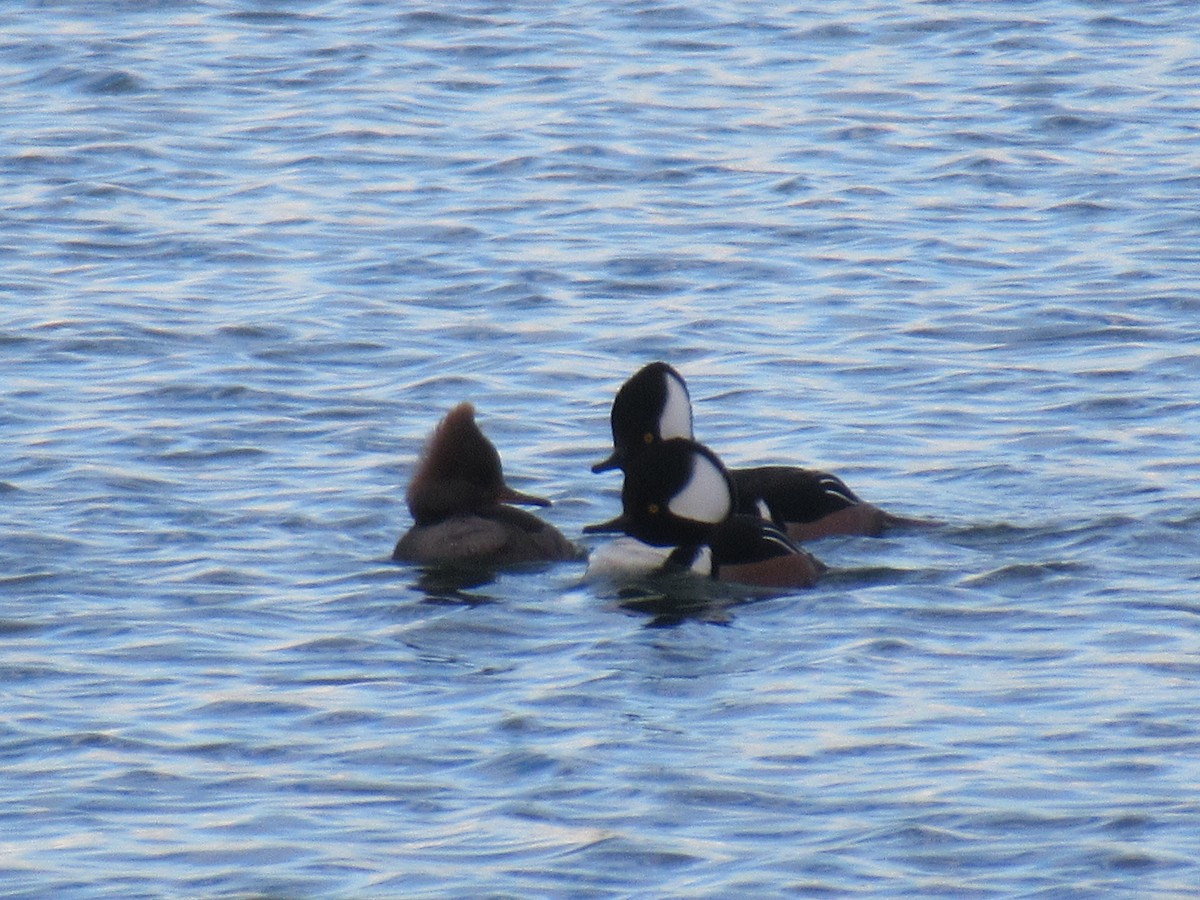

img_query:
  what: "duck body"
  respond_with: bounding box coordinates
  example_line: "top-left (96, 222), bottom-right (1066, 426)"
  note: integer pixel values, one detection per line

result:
top-left (731, 465), bottom-right (896, 541)
top-left (392, 504), bottom-right (577, 567)
top-left (392, 403), bottom-right (578, 567)
top-left (594, 361), bottom-right (915, 540)
top-left (662, 514), bottom-right (825, 589)
top-left (708, 513), bottom-right (825, 587)
top-left (586, 437), bottom-right (823, 590)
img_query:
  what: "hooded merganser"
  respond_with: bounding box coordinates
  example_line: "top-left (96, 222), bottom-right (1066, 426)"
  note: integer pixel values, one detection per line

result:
top-left (593, 361), bottom-right (914, 541)
top-left (585, 437), bottom-right (825, 589)
top-left (392, 402), bottom-right (579, 566)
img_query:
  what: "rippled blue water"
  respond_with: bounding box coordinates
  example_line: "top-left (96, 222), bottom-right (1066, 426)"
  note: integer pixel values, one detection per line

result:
top-left (3, 1), bottom-right (1200, 896)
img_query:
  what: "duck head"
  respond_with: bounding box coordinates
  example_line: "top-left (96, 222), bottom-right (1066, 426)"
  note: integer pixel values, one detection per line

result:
top-left (406, 402), bottom-right (550, 526)
top-left (592, 361), bottom-right (694, 473)
top-left (585, 437), bottom-right (733, 547)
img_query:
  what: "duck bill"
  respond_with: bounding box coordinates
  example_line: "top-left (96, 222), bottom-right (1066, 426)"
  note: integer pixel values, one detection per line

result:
top-left (582, 513), bottom-right (630, 535)
top-left (499, 485), bottom-right (551, 507)
top-left (591, 450), bottom-right (624, 474)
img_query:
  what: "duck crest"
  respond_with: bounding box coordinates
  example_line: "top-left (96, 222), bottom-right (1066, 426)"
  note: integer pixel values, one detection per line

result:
top-left (614, 438), bottom-right (734, 548)
top-left (657, 363), bottom-right (693, 442)
top-left (594, 361), bottom-right (692, 472)
top-left (393, 402), bottom-right (576, 566)
top-left (667, 443), bottom-right (731, 526)
top-left (406, 403), bottom-right (501, 525)
top-left (406, 402), bottom-right (552, 526)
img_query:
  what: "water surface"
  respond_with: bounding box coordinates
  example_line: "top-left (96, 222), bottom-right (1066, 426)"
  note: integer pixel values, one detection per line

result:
top-left (2, 1), bottom-right (1200, 896)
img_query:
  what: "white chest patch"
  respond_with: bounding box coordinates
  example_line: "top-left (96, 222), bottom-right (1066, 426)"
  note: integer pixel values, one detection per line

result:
top-left (583, 537), bottom-right (673, 580)
top-left (582, 538), bottom-right (713, 582)
top-left (667, 451), bottom-right (731, 524)
top-left (658, 372), bottom-right (693, 440)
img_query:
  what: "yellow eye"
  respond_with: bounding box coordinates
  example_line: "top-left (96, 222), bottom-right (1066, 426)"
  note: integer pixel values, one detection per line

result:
top-left (647, 503), bottom-right (659, 515)
top-left (643, 432), bottom-right (654, 444)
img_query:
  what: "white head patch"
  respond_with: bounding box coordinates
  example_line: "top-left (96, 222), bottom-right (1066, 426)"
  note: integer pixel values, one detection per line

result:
top-left (658, 370), bottom-right (693, 440)
top-left (667, 450), bottom-right (731, 524)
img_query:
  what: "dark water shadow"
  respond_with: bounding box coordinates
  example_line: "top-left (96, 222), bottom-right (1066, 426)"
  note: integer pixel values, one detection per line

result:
top-left (598, 570), bottom-right (788, 628)
top-left (395, 557), bottom-right (574, 607)
top-left (377, 558), bottom-right (501, 607)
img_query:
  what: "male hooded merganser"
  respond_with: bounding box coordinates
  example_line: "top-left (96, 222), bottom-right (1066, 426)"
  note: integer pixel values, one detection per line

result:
top-left (392, 402), bottom-right (578, 566)
top-left (585, 437), bottom-right (824, 589)
top-left (593, 361), bottom-right (915, 541)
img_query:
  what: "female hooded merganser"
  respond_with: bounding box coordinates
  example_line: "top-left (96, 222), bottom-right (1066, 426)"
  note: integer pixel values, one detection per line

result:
top-left (585, 437), bottom-right (825, 589)
top-left (392, 402), bottom-right (579, 566)
top-left (593, 361), bottom-right (916, 542)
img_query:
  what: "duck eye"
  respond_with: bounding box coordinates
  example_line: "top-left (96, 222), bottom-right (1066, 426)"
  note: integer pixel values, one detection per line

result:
top-left (647, 503), bottom-right (660, 515)
top-left (642, 432), bottom-right (654, 444)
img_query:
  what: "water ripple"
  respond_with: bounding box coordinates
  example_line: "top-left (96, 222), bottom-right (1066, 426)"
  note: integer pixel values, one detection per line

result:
top-left (3, 0), bottom-right (1200, 896)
